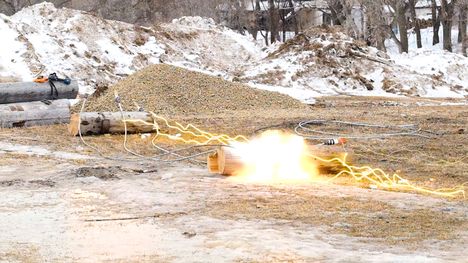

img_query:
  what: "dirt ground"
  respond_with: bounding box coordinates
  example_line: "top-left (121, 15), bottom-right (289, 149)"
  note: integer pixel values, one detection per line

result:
top-left (0, 96), bottom-right (467, 262)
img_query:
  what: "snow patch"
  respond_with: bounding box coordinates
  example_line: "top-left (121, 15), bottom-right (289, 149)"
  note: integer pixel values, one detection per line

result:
top-left (0, 3), bottom-right (466, 103)
top-left (0, 14), bottom-right (31, 81)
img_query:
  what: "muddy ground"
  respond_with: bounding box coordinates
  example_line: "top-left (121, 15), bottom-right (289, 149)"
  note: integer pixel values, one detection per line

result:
top-left (0, 96), bottom-right (467, 262)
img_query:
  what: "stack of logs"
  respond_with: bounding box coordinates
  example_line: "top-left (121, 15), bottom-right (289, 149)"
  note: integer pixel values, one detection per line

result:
top-left (0, 80), bottom-right (157, 134)
top-left (0, 81), bottom-right (78, 128)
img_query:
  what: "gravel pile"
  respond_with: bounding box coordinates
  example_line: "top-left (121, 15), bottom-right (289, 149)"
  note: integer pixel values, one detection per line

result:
top-left (82, 64), bottom-right (307, 116)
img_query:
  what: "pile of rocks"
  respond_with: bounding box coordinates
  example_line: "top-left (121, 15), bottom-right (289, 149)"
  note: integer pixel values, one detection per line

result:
top-left (83, 64), bottom-right (307, 116)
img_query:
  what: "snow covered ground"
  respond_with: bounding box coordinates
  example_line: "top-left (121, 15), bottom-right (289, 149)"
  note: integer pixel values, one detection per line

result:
top-left (0, 3), bottom-right (264, 94)
top-left (385, 27), bottom-right (468, 97)
top-left (0, 2), bottom-right (466, 101)
top-left (244, 27), bottom-right (467, 101)
top-left (0, 3), bottom-right (165, 94)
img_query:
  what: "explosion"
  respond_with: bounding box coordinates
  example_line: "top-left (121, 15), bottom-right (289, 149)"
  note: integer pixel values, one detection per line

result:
top-left (120, 111), bottom-right (465, 198)
top-left (226, 131), bottom-right (320, 183)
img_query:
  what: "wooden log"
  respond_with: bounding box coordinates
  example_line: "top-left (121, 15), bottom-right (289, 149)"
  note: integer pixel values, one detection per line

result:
top-left (0, 100), bottom-right (71, 128)
top-left (215, 146), bottom-right (245, 176)
top-left (0, 81), bottom-right (79, 104)
top-left (69, 112), bottom-right (158, 136)
top-left (0, 99), bottom-right (70, 112)
top-left (209, 144), bottom-right (352, 176)
top-left (207, 152), bottom-right (220, 173)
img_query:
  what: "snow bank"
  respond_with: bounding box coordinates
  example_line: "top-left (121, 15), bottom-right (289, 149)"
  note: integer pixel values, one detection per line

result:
top-left (160, 16), bottom-right (264, 76)
top-left (385, 27), bottom-right (467, 98)
top-left (171, 16), bottom-right (217, 30)
top-left (242, 28), bottom-right (467, 99)
top-left (0, 2), bottom-right (466, 101)
top-left (0, 14), bottom-right (32, 81)
top-left (3, 2), bottom-right (165, 93)
top-left (0, 4), bottom-right (263, 94)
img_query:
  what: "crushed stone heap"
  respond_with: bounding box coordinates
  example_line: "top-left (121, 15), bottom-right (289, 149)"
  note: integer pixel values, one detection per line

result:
top-left (82, 64), bottom-right (307, 116)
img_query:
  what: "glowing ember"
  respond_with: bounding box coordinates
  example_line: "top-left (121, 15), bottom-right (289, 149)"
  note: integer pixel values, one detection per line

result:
top-left (229, 131), bottom-right (319, 184)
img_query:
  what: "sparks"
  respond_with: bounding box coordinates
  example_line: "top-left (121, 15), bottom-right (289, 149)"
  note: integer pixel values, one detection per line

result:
top-left (122, 115), bottom-right (466, 198)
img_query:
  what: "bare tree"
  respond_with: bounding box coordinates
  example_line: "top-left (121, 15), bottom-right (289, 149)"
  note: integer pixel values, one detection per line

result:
top-left (384, 0), bottom-right (409, 53)
top-left (363, 0), bottom-right (389, 51)
top-left (431, 0), bottom-right (441, 45)
top-left (325, 0), bottom-right (363, 39)
top-left (458, 0), bottom-right (467, 55)
top-left (408, 0), bottom-right (422, 48)
top-left (327, 0), bottom-right (346, 25)
top-left (287, 0), bottom-right (298, 35)
top-left (440, 0), bottom-right (457, 52)
top-left (253, 0), bottom-right (270, 45)
top-left (267, 0), bottom-right (280, 43)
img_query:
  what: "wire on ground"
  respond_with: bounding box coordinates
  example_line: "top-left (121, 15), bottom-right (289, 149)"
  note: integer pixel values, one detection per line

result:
top-left (295, 120), bottom-right (433, 140)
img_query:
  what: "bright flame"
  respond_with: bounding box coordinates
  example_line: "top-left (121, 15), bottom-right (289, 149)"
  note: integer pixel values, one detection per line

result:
top-left (120, 113), bottom-right (466, 198)
top-left (229, 131), bottom-right (319, 184)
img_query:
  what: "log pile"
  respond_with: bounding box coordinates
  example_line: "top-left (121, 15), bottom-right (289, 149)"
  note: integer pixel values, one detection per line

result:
top-left (0, 81), bottom-right (78, 128)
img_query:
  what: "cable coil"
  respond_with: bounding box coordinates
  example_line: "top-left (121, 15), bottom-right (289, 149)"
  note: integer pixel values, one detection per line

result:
top-left (294, 120), bottom-right (432, 140)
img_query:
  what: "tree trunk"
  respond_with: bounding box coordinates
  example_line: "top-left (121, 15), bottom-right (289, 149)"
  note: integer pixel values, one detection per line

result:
top-left (440, 0), bottom-right (456, 52)
top-left (409, 0), bottom-right (422, 48)
top-left (442, 22), bottom-right (452, 51)
top-left (0, 100), bottom-right (70, 128)
top-left (251, 0), bottom-right (261, 40)
top-left (231, 0), bottom-right (242, 31)
top-left (69, 112), bottom-right (157, 136)
top-left (366, 0), bottom-right (387, 52)
top-left (360, 3), bottom-right (366, 40)
top-left (287, 0), bottom-right (298, 35)
top-left (431, 0), bottom-right (440, 45)
top-left (389, 25), bottom-right (404, 53)
top-left (344, 3), bottom-right (360, 39)
top-left (377, 33), bottom-right (387, 52)
top-left (463, 33), bottom-right (468, 56)
top-left (458, 2), bottom-right (467, 56)
top-left (268, 0), bottom-right (279, 43)
top-left (0, 81), bottom-right (79, 104)
top-left (396, 2), bottom-right (409, 53)
top-left (327, 0), bottom-right (344, 25)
